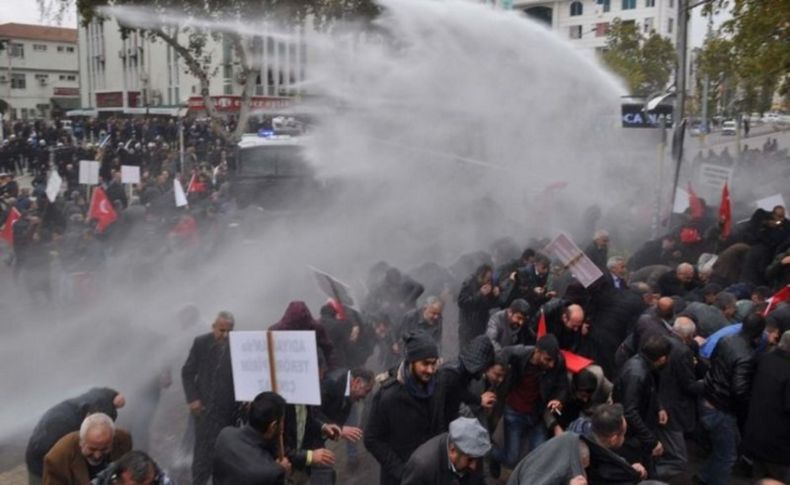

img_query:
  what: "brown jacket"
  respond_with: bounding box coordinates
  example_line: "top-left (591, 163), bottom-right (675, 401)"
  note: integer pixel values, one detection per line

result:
top-left (42, 429), bottom-right (132, 485)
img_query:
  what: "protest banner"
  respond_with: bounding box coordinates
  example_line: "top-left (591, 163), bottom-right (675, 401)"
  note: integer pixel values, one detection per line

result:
top-left (79, 161), bottom-right (100, 185)
top-left (543, 233), bottom-right (603, 288)
top-left (309, 265), bottom-right (355, 307)
top-left (121, 165), bottom-right (141, 184)
top-left (229, 330), bottom-right (321, 405)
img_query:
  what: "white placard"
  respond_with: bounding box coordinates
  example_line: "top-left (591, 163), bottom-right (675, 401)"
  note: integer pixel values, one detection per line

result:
top-left (673, 187), bottom-right (690, 214)
top-left (121, 165), bottom-right (140, 184)
top-left (229, 330), bottom-right (321, 405)
top-left (79, 160), bottom-right (100, 185)
top-left (46, 169), bottom-right (62, 203)
top-left (174, 179), bottom-right (188, 207)
top-left (755, 194), bottom-right (786, 212)
top-left (543, 233), bottom-right (603, 288)
top-left (699, 163), bottom-right (734, 194)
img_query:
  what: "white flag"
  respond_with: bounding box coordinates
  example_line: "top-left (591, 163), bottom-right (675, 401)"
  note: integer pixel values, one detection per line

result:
top-left (174, 179), bottom-right (188, 207)
top-left (46, 169), bottom-right (63, 203)
top-left (673, 188), bottom-right (690, 214)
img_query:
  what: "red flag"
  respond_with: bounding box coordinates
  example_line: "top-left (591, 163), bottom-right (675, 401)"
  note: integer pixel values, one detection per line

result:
top-left (560, 350), bottom-right (594, 374)
top-left (1, 207), bottom-right (21, 247)
top-left (536, 311), bottom-right (547, 339)
top-left (187, 172), bottom-right (206, 194)
top-left (688, 182), bottom-right (704, 220)
top-left (88, 186), bottom-right (118, 233)
top-left (764, 285), bottom-right (790, 316)
top-left (719, 182), bottom-right (732, 238)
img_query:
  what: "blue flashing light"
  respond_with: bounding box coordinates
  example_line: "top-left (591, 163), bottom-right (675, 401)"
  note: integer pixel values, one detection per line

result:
top-left (258, 129), bottom-right (275, 138)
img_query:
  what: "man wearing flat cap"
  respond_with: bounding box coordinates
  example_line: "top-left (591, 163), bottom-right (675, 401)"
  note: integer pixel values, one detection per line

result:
top-left (402, 416), bottom-right (490, 484)
top-left (365, 331), bottom-right (441, 485)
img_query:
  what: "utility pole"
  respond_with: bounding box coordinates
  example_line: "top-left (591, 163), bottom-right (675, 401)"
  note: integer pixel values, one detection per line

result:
top-left (700, 13), bottom-right (713, 146)
top-left (675, 0), bottom-right (689, 125)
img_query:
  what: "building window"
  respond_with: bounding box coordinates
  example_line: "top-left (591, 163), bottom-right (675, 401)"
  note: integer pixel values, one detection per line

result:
top-left (9, 43), bottom-right (24, 58)
top-left (569, 25), bottom-right (583, 39)
top-left (223, 83), bottom-right (233, 95)
top-left (57, 45), bottom-right (64, 52)
top-left (66, 46), bottom-right (75, 53)
top-left (11, 73), bottom-right (26, 89)
top-left (596, 0), bottom-right (611, 13)
top-left (21, 108), bottom-right (29, 120)
top-left (33, 44), bottom-right (47, 51)
top-left (34, 73), bottom-right (49, 80)
top-left (570, 1), bottom-right (583, 16)
top-left (622, 0), bottom-right (637, 9)
top-left (644, 17), bottom-right (654, 33)
top-left (668, 17), bottom-right (674, 33)
top-left (595, 22), bottom-right (610, 37)
top-left (669, 0), bottom-right (674, 7)
top-left (645, 0), bottom-right (655, 6)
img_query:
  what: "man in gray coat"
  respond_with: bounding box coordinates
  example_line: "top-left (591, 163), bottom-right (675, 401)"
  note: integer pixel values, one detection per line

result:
top-left (487, 299), bottom-right (531, 351)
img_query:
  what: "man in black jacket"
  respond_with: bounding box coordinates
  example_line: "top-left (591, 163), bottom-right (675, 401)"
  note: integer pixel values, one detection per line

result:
top-left (181, 311), bottom-right (238, 485)
top-left (364, 331), bottom-right (441, 485)
top-left (490, 335), bottom-right (568, 471)
top-left (656, 316), bottom-right (704, 481)
top-left (213, 392), bottom-right (291, 485)
top-left (582, 403), bottom-right (647, 485)
top-left (743, 330), bottom-right (790, 483)
top-left (612, 335), bottom-right (671, 478)
top-left (401, 417), bottom-right (490, 485)
top-left (698, 312), bottom-right (766, 485)
top-left (457, 264), bottom-right (501, 349)
top-left (433, 335), bottom-right (497, 431)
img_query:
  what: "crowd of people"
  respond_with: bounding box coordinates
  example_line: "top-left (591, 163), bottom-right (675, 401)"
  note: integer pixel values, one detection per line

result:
top-left (4, 117), bottom-right (790, 485)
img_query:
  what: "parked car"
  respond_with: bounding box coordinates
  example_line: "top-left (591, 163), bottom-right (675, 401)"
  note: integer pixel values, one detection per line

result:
top-left (721, 120), bottom-right (737, 135)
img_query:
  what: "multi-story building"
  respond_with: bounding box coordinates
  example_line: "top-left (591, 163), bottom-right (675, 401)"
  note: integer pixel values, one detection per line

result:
top-left (0, 23), bottom-right (80, 120)
top-left (77, 17), bottom-right (307, 117)
top-left (512, 0), bottom-right (678, 53)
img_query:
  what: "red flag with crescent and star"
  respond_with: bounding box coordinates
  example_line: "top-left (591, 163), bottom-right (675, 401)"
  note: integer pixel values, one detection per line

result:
top-left (719, 182), bottom-right (732, 239)
top-left (88, 186), bottom-right (118, 233)
top-left (1, 207), bottom-right (21, 247)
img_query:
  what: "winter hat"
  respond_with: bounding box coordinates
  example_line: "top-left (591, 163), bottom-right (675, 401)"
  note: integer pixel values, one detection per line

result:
top-left (536, 334), bottom-right (561, 362)
top-left (404, 331), bottom-right (438, 363)
top-left (449, 417), bottom-right (491, 457)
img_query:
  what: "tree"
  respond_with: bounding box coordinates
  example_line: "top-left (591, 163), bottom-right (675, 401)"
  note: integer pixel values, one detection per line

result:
top-left (601, 19), bottom-right (676, 96)
top-left (704, 0), bottom-right (790, 113)
top-left (695, 36), bottom-right (737, 117)
top-left (64, 0), bottom-right (379, 141)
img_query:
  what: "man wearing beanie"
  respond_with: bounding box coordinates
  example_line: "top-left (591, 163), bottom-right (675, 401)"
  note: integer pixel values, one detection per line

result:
top-left (490, 334), bottom-right (569, 476)
top-left (365, 331), bottom-right (441, 485)
top-left (402, 416), bottom-right (491, 484)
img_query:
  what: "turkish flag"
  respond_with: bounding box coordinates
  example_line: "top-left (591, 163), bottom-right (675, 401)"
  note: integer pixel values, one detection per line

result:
top-left (88, 186), bottom-right (118, 233)
top-left (764, 285), bottom-right (790, 316)
top-left (688, 182), bottom-right (704, 220)
top-left (560, 350), bottom-right (594, 374)
top-left (1, 207), bottom-right (21, 247)
top-left (186, 172), bottom-right (205, 194)
top-left (719, 182), bottom-right (732, 238)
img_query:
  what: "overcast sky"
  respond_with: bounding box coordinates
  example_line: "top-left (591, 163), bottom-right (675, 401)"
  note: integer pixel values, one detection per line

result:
top-left (1, 0), bottom-right (729, 47)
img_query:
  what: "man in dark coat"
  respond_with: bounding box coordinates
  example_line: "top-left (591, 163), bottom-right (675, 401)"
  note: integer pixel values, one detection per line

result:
top-left (181, 311), bottom-right (238, 485)
top-left (26, 387), bottom-right (125, 482)
top-left (539, 299), bottom-right (585, 353)
top-left (491, 335), bottom-right (568, 471)
top-left (742, 330), bottom-right (790, 483)
top-left (627, 235), bottom-right (680, 272)
top-left (612, 335), bottom-right (671, 478)
top-left (364, 331), bottom-right (441, 485)
top-left (584, 229), bottom-right (610, 273)
top-left (655, 317), bottom-right (704, 480)
top-left (433, 335), bottom-right (496, 431)
top-left (657, 263), bottom-right (700, 298)
top-left (506, 431), bottom-right (586, 485)
top-left (319, 300), bottom-right (375, 369)
top-left (698, 313), bottom-right (765, 485)
top-left (581, 404), bottom-right (646, 485)
top-left (500, 253), bottom-right (554, 310)
top-left (402, 417), bottom-right (490, 485)
top-left (614, 297), bottom-right (674, 370)
top-left (213, 392), bottom-right (291, 485)
top-left (457, 264), bottom-right (501, 349)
